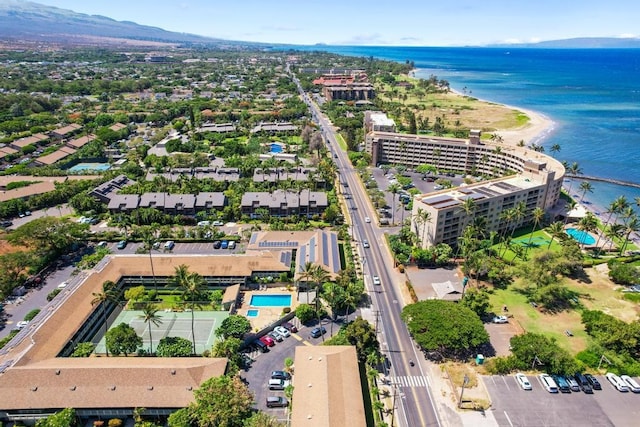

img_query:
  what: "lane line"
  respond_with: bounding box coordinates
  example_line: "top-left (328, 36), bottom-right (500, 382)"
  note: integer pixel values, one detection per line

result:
top-left (504, 411), bottom-right (514, 427)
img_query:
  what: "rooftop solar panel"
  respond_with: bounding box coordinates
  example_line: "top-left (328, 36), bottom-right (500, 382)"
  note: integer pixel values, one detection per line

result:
top-left (322, 232), bottom-right (329, 266)
top-left (433, 199), bottom-right (462, 209)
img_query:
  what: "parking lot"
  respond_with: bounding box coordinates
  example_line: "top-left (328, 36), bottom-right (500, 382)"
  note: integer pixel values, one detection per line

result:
top-left (106, 240), bottom-right (243, 255)
top-left (485, 374), bottom-right (640, 426)
top-left (241, 319), bottom-right (336, 415)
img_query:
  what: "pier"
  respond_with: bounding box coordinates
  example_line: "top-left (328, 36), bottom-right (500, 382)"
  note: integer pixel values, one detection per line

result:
top-left (565, 175), bottom-right (640, 190)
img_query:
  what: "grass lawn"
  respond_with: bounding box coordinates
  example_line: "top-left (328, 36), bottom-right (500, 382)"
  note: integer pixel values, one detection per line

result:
top-left (492, 228), bottom-right (563, 262)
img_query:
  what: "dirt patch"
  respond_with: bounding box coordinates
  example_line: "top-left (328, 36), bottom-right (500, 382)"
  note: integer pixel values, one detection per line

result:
top-left (0, 239), bottom-right (28, 255)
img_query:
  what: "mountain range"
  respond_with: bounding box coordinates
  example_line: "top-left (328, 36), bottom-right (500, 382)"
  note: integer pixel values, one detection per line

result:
top-left (0, 1), bottom-right (638, 49)
top-left (0, 0), bottom-right (243, 47)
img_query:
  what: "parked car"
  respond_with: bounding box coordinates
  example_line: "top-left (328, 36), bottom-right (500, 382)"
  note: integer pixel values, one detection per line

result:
top-left (515, 373), bottom-right (532, 390)
top-left (212, 220), bottom-right (224, 226)
top-left (574, 373), bottom-right (594, 394)
top-left (553, 375), bottom-right (571, 393)
top-left (266, 396), bottom-right (289, 408)
top-left (220, 240), bottom-right (229, 249)
top-left (57, 281), bottom-right (68, 290)
top-left (268, 331), bottom-right (284, 342)
top-left (605, 372), bottom-right (629, 392)
top-left (538, 374), bottom-right (558, 393)
top-left (274, 326), bottom-right (290, 338)
top-left (372, 275), bottom-right (381, 286)
top-left (620, 375), bottom-right (640, 393)
top-left (116, 240), bottom-right (127, 250)
top-left (271, 371), bottom-right (291, 380)
top-left (260, 335), bottom-right (275, 347)
top-left (565, 376), bottom-right (581, 392)
top-left (310, 326), bottom-right (326, 338)
top-left (282, 322), bottom-right (298, 333)
top-left (492, 315), bottom-right (508, 324)
top-left (228, 240), bottom-right (236, 250)
top-left (15, 320), bottom-right (29, 330)
top-left (197, 221), bottom-right (210, 227)
top-left (268, 379), bottom-right (289, 390)
top-left (164, 241), bottom-right (175, 250)
top-left (584, 373), bottom-right (602, 390)
top-left (213, 240), bottom-right (222, 249)
top-left (97, 241), bottom-right (108, 248)
top-left (253, 339), bottom-right (269, 353)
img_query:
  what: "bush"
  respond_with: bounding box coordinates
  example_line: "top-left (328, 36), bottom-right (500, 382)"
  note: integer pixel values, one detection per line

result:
top-left (282, 307), bottom-right (291, 314)
top-left (295, 303), bottom-right (316, 325)
top-left (108, 419), bottom-right (122, 427)
top-left (607, 260), bottom-right (640, 285)
top-left (24, 309), bottom-right (41, 321)
top-left (46, 288), bottom-right (61, 302)
top-left (484, 356), bottom-right (520, 375)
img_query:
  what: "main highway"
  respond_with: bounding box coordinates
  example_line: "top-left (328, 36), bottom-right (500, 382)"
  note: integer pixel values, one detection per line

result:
top-left (292, 71), bottom-right (442, 427)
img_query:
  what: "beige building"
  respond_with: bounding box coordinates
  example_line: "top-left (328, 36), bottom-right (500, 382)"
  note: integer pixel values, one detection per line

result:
top-left (364, 130), bottom-right (564, 247)
top-left (291, 346), bottom-right (366, 427)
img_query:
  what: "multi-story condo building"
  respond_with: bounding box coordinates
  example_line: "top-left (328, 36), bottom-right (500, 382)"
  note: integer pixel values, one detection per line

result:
top-left (363, 129), bottom-right (565, 247)
top-left (241, 190), bottom-right (328, 219)
top-left (364, 111), bottom-right (397, 133)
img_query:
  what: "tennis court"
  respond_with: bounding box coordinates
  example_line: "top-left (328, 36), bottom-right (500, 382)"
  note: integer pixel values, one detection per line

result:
top-left (95, 310), bottom-right (229, 355)
top-left (511, 235), bottom-right (550, 248)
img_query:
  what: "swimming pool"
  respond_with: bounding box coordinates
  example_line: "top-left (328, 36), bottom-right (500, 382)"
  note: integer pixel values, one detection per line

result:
top-left (68, 162), bottom-right (111, 172)
top-left (247, 309), bottom-right (259, 318)
top-left (250, 294), bottom-right (292, 307)
top-left (270, 143), bottom-right (283, 153)
top-left (566, 228), bottom-right (596, 245)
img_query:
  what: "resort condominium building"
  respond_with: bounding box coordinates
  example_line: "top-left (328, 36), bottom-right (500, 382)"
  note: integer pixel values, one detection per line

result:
top-left (363, 129), bottom-right (565, 248)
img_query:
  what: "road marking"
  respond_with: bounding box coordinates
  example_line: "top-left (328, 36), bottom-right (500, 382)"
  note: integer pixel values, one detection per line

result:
top-left (291, 334), bottom-right (303, 342)
top-left (504, 411), bottom-right (514, 427)
top-left (302, 340), bottom-right (312, 346)
top-left (389, 375), bottom-right (429, 388)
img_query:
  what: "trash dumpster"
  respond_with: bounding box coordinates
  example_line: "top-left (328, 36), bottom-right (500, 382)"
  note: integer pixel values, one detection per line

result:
top-left (476, 354), bottom-right (485, 365)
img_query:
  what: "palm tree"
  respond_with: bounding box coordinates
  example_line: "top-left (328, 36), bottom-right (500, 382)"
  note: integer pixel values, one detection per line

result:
top-left (141, 228), bottom-right (158, 294)
top-left (577, 212), bottom-right (598, 248)
top-left (432, 148), bottom-right (441, 174)
top-left (594, 196), bottom-right (627, 250)
top-left (299, 261), bottom-right (315, 304)
top-left (564, 199), bottom-right (577, 225)
top-left (457, 198), bottom-right (476, 232)
top-left (387, 183), bottom-right (401, 225)
top-left (91, 280), bottom-right (118, 357)
top-left (550, 144), bottom-right (561, 156)
top-left (312, 266), bottom-right (330, 341)
top-left (620, 215), bottom-right (640, 256)
top-left (171, 264), bottom-right (207, 355)
top-left (138, 303), bottom-right (163, 355)
top-left (414, 208), bottom-right (431, 248)
top-left (525, 207), bottom-right (545, 255)
top-left (547, 221), bottom-right (566, 249)
top-left (579, 181), bottom-right (593, 203)
top-left (565, 162), bottom-right (583, 198)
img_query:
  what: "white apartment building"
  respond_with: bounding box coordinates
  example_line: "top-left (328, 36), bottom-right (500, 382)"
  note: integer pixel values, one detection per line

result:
top-left (363, 130), bottom-right (565, 247)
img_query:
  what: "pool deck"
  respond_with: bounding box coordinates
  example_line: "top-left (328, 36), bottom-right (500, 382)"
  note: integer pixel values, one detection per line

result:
top-left (239, 287), bottom-right (299, 331)
top-left (564, 224), bottom-right (616, 251)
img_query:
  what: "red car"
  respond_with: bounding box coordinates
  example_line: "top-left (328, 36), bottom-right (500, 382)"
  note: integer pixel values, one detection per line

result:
top-left (282, 322), bottom-right (298, 333)
top-left (260, 335), bottom-right (275, 347)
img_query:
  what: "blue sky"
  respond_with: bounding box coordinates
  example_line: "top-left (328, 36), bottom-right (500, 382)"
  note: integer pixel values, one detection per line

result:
top-left (33, 0), bottom-right (640, 46)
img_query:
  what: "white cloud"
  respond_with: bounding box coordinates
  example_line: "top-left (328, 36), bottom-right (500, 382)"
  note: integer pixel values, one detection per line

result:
top-left (617, 33), bottom-right (639, 39)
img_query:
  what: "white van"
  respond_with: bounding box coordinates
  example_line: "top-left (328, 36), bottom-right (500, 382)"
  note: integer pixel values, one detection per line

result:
top-left (606, 372), bottom-right (630, 392)
top-left (538, 373), bottom-right (558, 393)
top-left (228, 240), bottom-right (236, 250)
top-left (268, 379), bottom-right (289, 390)
top-left (164, 241), bottom-right (175, 250)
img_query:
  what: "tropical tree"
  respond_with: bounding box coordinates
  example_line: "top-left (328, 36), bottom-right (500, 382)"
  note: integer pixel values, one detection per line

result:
top-left (105, 322), bottom-right (142, 356)
top-left (594, 196), bottom-right (628, 251)
top-left (184, 375), bottom-right (254, 427)
top-left (298, 261), bottom-right (315, 304)
top-left (387, 183), bottom-right (401, 225)
top-left (171, 264), bottom-right (207, 355)
top-left (565, 162), bottom-right (582, 197)
top-left (549, 144), bottom-right (561, 155)
top-left (525, 207), bottom-right (546, 256)
top-left (577, 212), bottom-right (598, 248)
top-left (138, 303), bottom-right (163, 355)
top-left (216, 315), bottom-right (251, 340)
top-left (141, 227), bottom-right (159, 293)
top-left (547, 221), bottom-right (567, 249)
top-left (619, 215), bottom-right (640, 256)
top-left (579, 180), bottom-right (593, 203)
top-left (321, 282), bottom-right (346, 335)
top-left (91, 280), bottom-right (118, 357)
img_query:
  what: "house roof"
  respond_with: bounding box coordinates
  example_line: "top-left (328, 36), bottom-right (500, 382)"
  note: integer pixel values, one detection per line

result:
top-left (290, 346), bottom-right (366, 427)
top-left (36, 147), bottom-right (77, 165)
top-left (66, 134), bottom-right (95, 149)
top-left (431, 281), bottom-right (463, 301)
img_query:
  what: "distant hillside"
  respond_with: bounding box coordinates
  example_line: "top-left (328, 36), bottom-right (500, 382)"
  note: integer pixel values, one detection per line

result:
top-left (0, 0), bottom-right (248, 47)
top-left (491, 37), bottom-right (640, 49)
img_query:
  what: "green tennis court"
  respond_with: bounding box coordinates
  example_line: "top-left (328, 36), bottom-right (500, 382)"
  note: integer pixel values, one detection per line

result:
top-left (511, 236), bottom-right (550, 248)
top-left (95, 310), bottom-right (229, 355)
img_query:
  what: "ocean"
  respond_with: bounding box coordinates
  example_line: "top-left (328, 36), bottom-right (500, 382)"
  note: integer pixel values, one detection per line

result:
top-left (290, 45), bottom-right (640, 214)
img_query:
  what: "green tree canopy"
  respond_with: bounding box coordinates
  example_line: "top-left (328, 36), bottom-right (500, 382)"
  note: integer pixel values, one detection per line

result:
top-left (105, 322), bottom-right (142, 356)
top-left (35, 408), bottom-right (77, 427)
top-left (401, 300), bottom-right (489, 359)
top-left (216, 315), bottom-right (251, 340)
top-left (71, 342), bottom-right (95, 357)
top-left (324, 317), bottom-right (380, 362)
top-left (156, 336), bottom-right (193, 357)
top-left (211, 337), bottom-right (243, 375)
top-left (187, 375), bottom-right (254, 427)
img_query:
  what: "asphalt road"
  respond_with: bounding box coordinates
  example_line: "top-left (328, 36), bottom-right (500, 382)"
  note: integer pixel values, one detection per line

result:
top-left (297, 77), bottom-right (441, 426)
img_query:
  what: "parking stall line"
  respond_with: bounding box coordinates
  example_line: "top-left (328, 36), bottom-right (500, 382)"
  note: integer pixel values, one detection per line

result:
top-left (291, 334), bottom-right (303, 342)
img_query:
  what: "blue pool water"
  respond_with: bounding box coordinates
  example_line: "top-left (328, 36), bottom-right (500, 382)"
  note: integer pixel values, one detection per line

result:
top-left (68, 162), bottom-right (111, 172)
top-left (270, 143), bottom-right (283, 153)
top-left (250, 294), bottom-right (292, 307)
top-left (247, 309), bottom-right (259, 318)
top-left (566, 228), bottom-right (596, 245)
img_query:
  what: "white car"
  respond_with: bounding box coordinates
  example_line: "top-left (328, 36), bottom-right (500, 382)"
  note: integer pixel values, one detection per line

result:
top-left (365, 217), bottom-right (371, 223)
top-left (16, 320), bottom-right (30, 330)
top-left (57, 281), bottom-right (68, 290)
top-left (492, 315), bottom-right (508, 324)
top-left (620, 375), bottom-right (640, 393)
top-left (539, 373), bottom-right (558, 393)
top-left (372, 275), bottom-right (381, 285)
top-left (605, 372), bottom-right (630, 392)
top-left (515, 373), bottom-right (532, 390)
top-left (274, 326), bottom-right (290, 338)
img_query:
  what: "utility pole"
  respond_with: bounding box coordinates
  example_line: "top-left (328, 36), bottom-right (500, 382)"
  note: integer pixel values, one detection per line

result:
top-left (458, 374), bottom-right (469, 408)
top-left (373, 310), bottom-right (381, 335)
top-left (390, 382), bottom-right (399, 427)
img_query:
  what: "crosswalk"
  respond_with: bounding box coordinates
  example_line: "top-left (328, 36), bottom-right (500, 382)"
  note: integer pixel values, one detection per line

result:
top-left (389, 375), bottom-right (430, 388)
